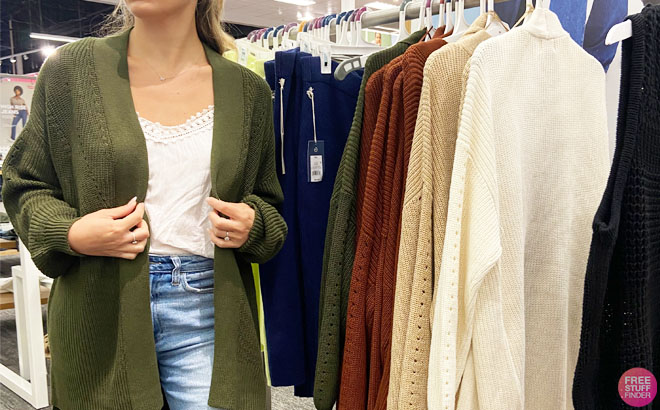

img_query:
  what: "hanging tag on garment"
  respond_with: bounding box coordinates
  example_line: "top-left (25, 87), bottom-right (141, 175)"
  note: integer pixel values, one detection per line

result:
top-left (307, 140), bottom-right (325, 183)
top-left (300, 33), bottom-right (311, 53)
top-left (238, 44), bottom-right (249, 67)
top-left (306, 86), bottom-right (323, 182)
top-left (319, 45), bottom-right (332, 75)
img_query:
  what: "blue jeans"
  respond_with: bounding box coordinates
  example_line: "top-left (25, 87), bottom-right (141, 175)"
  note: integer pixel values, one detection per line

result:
top-left (10, 109), bottom-right (27, 140)
top-left (149, 255), bottom-right (222, 410)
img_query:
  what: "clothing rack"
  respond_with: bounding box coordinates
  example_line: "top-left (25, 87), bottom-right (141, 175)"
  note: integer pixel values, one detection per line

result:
top-left (360, 0), bottom-right (510, 29)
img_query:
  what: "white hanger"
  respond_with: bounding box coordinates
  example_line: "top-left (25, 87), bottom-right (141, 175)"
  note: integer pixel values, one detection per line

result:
top-left (338, 11), bottom-right (353, 45)
top-left (423, 0), bottom-right (440, 39)
top-left (324, 15), bottom-right (337, 41)
top-left (418, 0), bottom-right (428, 33)
top-left (426, 0), bottom-right (436, 33)
top-left (396, 0), bottom-right (414, 43)
top-left (280, 23), bottom-right (299, 50)
top-left (333, 7), bottom-right (388, 80)
top-left (351, 8), bottom-right (374, 46)
top-left (266, 28), bottom-right (276, 50)
top-left (486, 0), bottom-right (494, 25)
top-left (606, 20), bottom-right (632, 45)
top-left (485, 0), bottom-right (509, 37)
top-left (235, 37), bottom-right (274, 66)
top-left (444, 0), bottom-right (468, 41)
top-left (438, 0), bottom-right (446, 33)
top-left (444, 0), bottom-right (454, 34)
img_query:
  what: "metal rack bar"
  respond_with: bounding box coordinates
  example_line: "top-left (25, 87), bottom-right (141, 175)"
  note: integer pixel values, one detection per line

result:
top-left (361, 0), bottom-right (510, 28)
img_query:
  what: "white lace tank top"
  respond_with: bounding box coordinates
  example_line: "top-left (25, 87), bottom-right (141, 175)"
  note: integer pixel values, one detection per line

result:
top-left (138, 105), bottom-right (215, 259)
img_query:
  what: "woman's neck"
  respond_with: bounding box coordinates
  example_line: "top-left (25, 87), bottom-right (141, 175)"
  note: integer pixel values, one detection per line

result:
top-left (128, 12), bottom-right (206, 72)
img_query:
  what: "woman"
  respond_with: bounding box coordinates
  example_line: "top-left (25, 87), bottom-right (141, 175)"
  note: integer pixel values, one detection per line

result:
top-left (10, 85), bottom-right (28, 141)
top-left (1, 0), bottom-right (287, 409)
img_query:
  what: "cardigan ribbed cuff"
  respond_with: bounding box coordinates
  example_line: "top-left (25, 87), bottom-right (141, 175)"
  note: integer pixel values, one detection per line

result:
top-left (29, 211), bottom-right (83, 258)
top-left (239, 194), bottom-right (287, 264)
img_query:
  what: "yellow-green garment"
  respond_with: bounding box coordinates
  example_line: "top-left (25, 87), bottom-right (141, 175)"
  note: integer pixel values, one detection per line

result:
top-left (226, 48), bottom-right (271, 384)
top-left (225, 49), bottom-right (267, 79)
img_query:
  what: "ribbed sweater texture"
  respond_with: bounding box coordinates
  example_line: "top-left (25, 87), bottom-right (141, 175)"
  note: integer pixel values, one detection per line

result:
top-left (339, 55), bottom-right (404, 410)
top-left (1, 32), bottom-right (287, 410)
top-left (356, 68), bottom-right (387, 232)
top-left (427, 9), bottom-right (610, 410)
top-left (573, 6), bottom-right (660, 410)
top-left (344, 29), bottom-right (453, 410)
top-left (314, 30), bottom-right (426, 410)
top-left (370, 35), bottom-right (449, 410)
top-left (389, 16), bottom-right (489, 410)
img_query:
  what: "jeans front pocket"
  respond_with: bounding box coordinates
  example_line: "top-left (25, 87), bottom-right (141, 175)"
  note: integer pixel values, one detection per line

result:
top-left (181, 269), bottom-right (215, 294)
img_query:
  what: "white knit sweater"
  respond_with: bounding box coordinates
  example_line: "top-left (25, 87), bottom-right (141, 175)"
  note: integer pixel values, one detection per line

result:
top-left (427, 8), bottom-right (610, 410)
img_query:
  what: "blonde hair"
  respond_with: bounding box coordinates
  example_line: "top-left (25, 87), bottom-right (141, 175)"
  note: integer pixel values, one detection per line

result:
top-left (102, 0), bottom-right (235, 53)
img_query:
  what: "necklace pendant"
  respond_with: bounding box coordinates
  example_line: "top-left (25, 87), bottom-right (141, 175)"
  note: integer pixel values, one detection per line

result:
top-left (159, 76), bottom-right (166, 82)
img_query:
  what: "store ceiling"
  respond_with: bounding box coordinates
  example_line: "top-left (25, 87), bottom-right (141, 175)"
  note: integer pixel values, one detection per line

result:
top-left (223, 0), bottom-right (400, 28)
top-left (84, 0), bottom-right (402, 29)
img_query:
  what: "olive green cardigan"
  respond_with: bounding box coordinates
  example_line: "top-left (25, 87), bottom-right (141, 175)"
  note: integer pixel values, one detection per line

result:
top-left (1, 31), bottom-right (287, 410)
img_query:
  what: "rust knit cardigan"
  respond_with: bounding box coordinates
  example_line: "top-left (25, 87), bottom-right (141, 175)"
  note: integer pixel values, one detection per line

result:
top-left (340, 33), bottom-right (449, 410)
top-left (339, 55), bottom-right (405, 410)
top-left (376, 36), bottom-right (449, 410)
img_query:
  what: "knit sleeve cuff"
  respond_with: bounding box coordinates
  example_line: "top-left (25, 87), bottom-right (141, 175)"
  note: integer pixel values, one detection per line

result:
top-left (28, 210), bottom-right (84, 258)
top-left (238, 194), bottom-right (287, 264)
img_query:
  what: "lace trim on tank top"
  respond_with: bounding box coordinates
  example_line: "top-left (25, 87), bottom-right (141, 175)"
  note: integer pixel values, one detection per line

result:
top-left (137, 105), bottom-right (214, 144)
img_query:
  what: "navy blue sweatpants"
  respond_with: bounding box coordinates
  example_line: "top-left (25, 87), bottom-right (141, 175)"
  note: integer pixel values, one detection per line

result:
top-left (261, 50), bottom-right (362, 396)
top-left (293, 56), bottom-right (362, 396)
top-left (262, 49), bottom-right (307, 387)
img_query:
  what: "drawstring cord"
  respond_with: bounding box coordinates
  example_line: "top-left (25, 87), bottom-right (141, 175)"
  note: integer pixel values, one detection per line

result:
top-left (279, 78), bottom-right (286, 175)
top-left (307, 87), bottom-right (318, 144)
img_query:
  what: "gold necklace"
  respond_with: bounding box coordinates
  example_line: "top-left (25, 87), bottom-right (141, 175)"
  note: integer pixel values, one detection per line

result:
top-left (142, 55), bottom-right (205, 82)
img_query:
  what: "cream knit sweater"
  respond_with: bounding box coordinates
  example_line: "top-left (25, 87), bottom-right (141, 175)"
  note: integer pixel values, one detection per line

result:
top-left (427, 8), bottom-right (610, 410)
top-left (388, 16), bottom-right (490, 410)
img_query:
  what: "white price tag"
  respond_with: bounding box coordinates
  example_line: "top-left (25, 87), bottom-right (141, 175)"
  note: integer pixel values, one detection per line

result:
top-left (310, 155), bottom-right (323, 182)
top-left (238, 45), bottom-right (249, 66)
top-left (319, 45), bottom-right (332, 74)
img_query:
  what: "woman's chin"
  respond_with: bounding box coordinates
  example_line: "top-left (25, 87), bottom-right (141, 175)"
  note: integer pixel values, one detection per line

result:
top-left (127, 0), bottom-right (190, 20)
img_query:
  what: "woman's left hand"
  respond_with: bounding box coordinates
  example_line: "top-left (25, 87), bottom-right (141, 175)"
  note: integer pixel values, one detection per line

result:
top-left (206, 197), bottom-right (255, 249)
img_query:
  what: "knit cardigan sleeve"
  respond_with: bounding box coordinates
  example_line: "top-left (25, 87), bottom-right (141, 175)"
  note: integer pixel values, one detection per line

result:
top-left (238, 78), bottom-right (287, 264)
top-left (427, 52), bottom-right (520, 410)
top-left (390, 44), bottom-right (474, 410)
top-left (2, 58), bottom-right (83, 279)
top-left (388, 55), bottom-right (435, 410)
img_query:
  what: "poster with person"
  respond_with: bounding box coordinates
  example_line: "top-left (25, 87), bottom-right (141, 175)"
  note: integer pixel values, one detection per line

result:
top-left (0, 75), bottom-right (37, 167)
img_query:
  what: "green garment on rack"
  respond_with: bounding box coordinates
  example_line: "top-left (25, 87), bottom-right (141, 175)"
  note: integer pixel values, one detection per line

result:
top-left (252, 263), bottom-right (271, 386)
top-left (225, 49), bottom-right (267, 79)
top-left (313, 29), bottom-right (427, 410)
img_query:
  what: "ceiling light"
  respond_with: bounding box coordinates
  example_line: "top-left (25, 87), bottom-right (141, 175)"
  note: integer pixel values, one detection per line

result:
top-left (23, 54), bottom-right (29, 60)
top-left (364, 1), bottom-right (399, 9)
top-left (9, 57), bottom-right (16, 63)
top-left (274, 0), bottom-right (316, 6)
top-left (41, 46), bottom-right (56, 58)
top-left (297, 11), bottom-right (315, 21)
top-left (30, 32), bottom-right (80, 43)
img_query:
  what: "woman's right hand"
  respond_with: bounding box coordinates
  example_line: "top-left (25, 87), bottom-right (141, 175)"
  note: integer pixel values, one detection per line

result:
top-left (68, 197), bottom-right (150, 260)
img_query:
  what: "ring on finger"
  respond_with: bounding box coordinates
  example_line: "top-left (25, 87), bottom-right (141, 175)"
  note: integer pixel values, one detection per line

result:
top-left (224, 231), bottom-right (230, 242)
top-left (131, 232), bottom-right (138, 245)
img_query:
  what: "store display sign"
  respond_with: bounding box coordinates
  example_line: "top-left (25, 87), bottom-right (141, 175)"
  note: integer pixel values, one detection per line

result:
top-left (0, 75), bottom-right (37, 167)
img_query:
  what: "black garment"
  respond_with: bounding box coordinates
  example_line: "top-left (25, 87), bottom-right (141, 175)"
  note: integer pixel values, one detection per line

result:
top-left (573, 5), bottom-right (660, 410)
